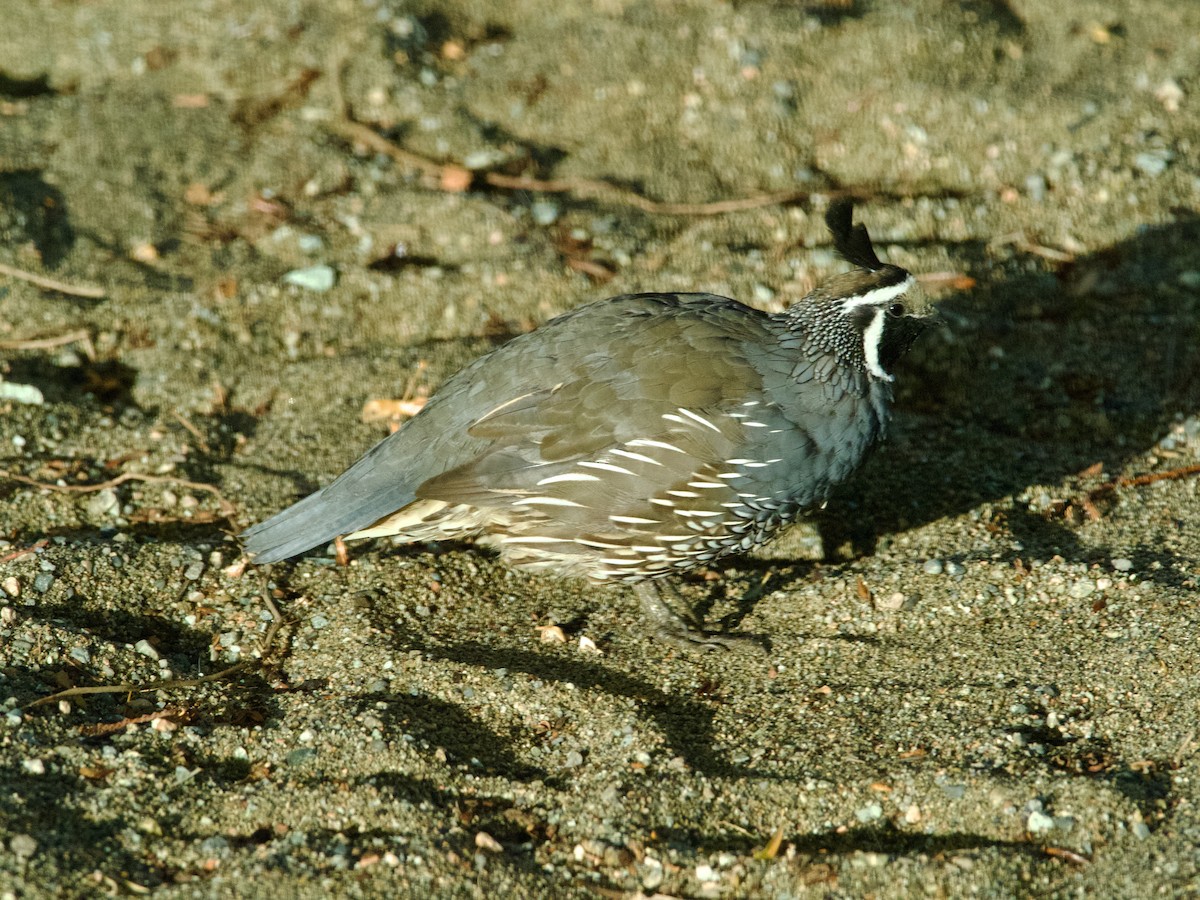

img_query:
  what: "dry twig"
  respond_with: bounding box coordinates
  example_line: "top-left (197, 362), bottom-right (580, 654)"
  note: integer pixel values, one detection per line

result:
top-left (1080, 463), bottom-right (1200, 521)
top-left (0, 538), bottom-right (49, 564)
top-left (0, 262), bottom-right (106, 299)
top-left (25, 591), bottom-right (283, 710)
top-left (1, 469), bottom-right (237, 516)
top-left (0, 328), bottom-right (97, 359)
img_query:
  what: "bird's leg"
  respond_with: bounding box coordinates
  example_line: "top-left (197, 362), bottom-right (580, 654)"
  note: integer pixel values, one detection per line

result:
top-left (634, 580), bottom-right (765, 653)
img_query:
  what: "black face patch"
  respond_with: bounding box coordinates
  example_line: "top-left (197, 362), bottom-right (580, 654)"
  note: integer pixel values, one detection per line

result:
top-left (876, 315), bottom-right (929, 372)
top-left (848, 304), bottom-right (879, 333)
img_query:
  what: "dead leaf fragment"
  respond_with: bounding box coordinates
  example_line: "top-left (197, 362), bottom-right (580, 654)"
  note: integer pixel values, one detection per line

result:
top-left (753, 826), bottom-right (785, 860)
top-left (361, 398), bottom-right (427, 423)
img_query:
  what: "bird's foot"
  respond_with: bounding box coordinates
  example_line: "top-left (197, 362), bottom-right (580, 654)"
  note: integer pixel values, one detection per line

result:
top-left (635, 581), bottom-right (767, 654)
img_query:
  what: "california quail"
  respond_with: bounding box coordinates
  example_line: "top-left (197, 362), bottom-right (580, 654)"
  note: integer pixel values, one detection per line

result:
top-left (242, 200), bottom-right (935, 649)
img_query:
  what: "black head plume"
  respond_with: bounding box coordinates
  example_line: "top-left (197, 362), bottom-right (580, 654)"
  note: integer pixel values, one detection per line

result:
top-left (825, 198), bottom-right (884, 272)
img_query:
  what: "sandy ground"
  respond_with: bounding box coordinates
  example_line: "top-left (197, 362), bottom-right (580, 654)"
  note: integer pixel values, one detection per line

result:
top-left (2, 0), bottom-right (1200, 896)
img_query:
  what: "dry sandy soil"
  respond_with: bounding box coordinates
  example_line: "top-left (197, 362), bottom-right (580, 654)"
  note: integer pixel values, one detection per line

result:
top-left (2, 0), bottom-right (1200, 897)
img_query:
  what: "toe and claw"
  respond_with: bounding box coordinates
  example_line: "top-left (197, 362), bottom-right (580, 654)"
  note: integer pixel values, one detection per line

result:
top-left (634, 581), bottom-right (768, 654)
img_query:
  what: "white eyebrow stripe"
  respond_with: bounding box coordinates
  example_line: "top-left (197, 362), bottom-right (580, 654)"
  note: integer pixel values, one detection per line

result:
top-left (512, 496), bottom-right (586, 507)
top-left (676, 408), bottom-right (721, 433)
top-left (578, 461), bottom-right (635, 475)
top-left (610, 449), bottom-right (662, 465)
top-left (627, 439), bottom-right (686, 453)
top-left (537, 472), bottom-right (602, 485)
top-left (838, 275), bottom-right (915, 312)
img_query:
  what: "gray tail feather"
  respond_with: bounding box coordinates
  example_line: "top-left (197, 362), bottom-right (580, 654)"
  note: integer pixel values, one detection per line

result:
top-left (240, 437), bottom-right (419, 564)
top-left (240, 488), bottom-right (350, 564)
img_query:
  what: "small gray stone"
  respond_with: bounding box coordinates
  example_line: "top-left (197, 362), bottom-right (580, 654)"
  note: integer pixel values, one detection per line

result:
top-left (563, 749), bottom-right (584, 768)
top-left (70, 646), bottom-right (91, 665)
top-left (922, 559), bottom-right (944, 575)
top-left (283, 265), bottom-right (336, 291)
top-left (9, 833), bottom-right (37, 859)
top-left (1027, 810), bottom-right (1055, 833)
top-left (32, 572), bottom-right (54, 594)
top-left (134, 639), bottom-right (160, 661)
top-left (1134, 149), bottom-right (1173, 177)
top-left (940, 782), bottom-right (966, 800)
top-left (86, 488), bottom-right (120, 518)
top-left (944, 561), bottom-right (966, 577)
top-left (310, 614), bottom-right (330, 630)
top-left (1111, 558), bottom-right (1133, 572)
top-left (0, 381), bottom-right (44, 405)
top-left (183, 561), bottom-right (204, 581)
top-left (1068, 579), bottom-right (1095, 599)
top-left (286, 747), bottom-right (318, 766)
top-left (855, 802), bottom-right (883, 822)
top-left (200, 835), bottom-right (231, 855)
top-left (296, 234), bottom-right (325, 254)
top-left (530, 200), bottom-right (561, 226)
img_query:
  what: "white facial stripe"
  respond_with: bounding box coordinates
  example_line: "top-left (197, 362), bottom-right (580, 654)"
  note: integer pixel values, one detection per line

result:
top-left (839, 275), bottom-right (914, 312)
top-left (861, 307), bottom-right (895, 382)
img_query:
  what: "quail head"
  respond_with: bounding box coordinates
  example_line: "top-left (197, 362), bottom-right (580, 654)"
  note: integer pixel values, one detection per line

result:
top-left (242, 200), bottom-right (936, 650)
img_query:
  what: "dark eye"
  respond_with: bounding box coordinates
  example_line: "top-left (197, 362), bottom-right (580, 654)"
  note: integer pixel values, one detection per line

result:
top-left (888, 302), bottom-right (905, 317)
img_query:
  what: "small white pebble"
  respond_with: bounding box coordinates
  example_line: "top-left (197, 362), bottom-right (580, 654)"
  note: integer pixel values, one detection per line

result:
top-left (474, 831), bottom-right (503, 853)
top-left (22, 758), bottom-right (45, 775)
top-left (1027, 810), bottom-right (1055, 833)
